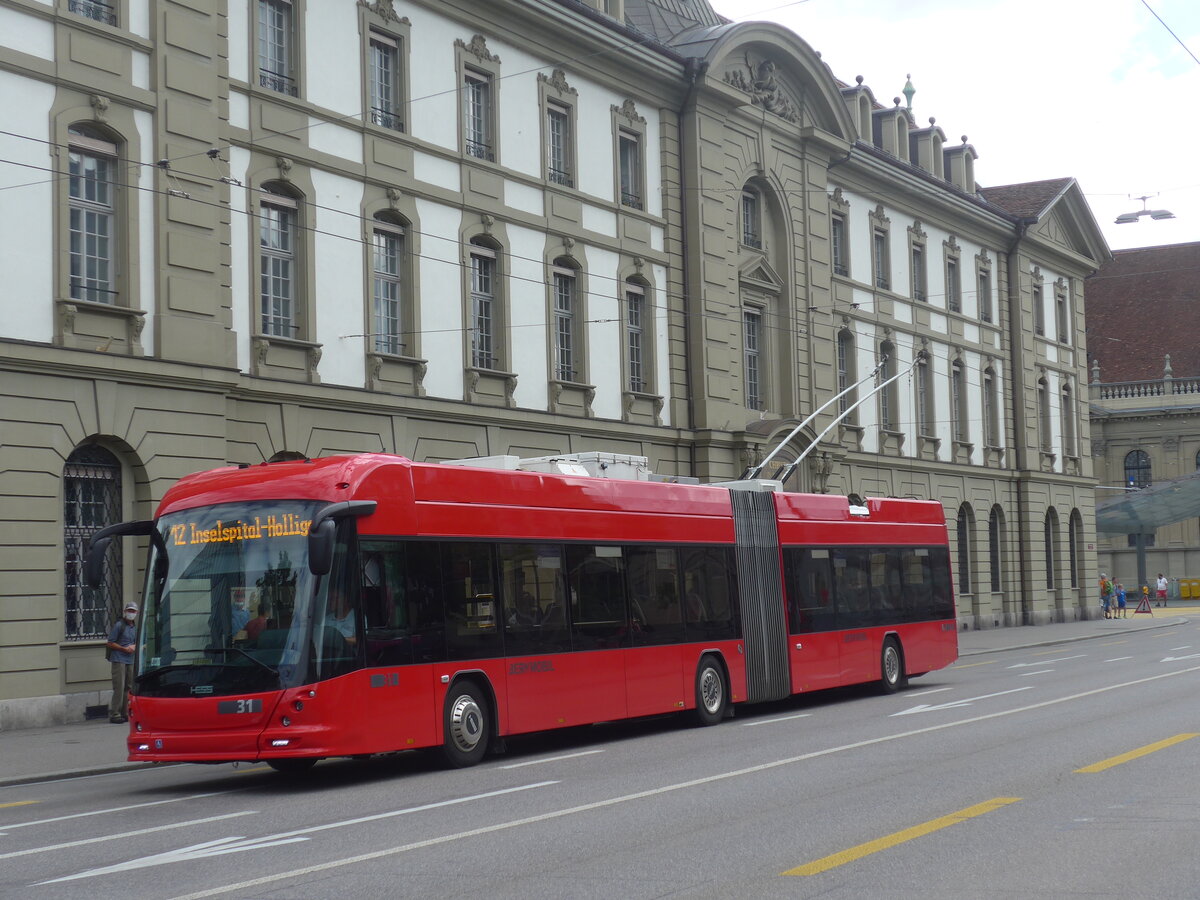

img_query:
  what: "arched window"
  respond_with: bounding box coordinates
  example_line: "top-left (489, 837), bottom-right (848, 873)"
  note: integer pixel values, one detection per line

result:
top-left (552, 256), bottom-right (581, 382)
top-left (68, 125), bottom-right (120, 305)
top-left (64, 445), bottom-right (122, 640)
top-left (1068, 509), bottom-right (1084, 589)
top-left (956, 504), bottom-right (975, 594)
top-left (1124, 450), bottom-right (1152, 489)
top-left (624, 277), bottom-right (653, 394)
top-left (469, 237), bottom-right (503, 370)
top-left (259, 181), bottom-right (304, 338)
top-left (371, 213), bottom-right (406, 355)
top-left (1044, 508), bottom-right (1060, 591)
top-left (836, 328), bottom-right (856, 421)
top-left (988, 505), bottom-right (1005, 593)
top-left (879, 341), bottom-right (897, 430)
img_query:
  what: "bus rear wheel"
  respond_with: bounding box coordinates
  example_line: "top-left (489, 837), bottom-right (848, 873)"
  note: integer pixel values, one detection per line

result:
top-left (442, 681), bottom-right (490, 767)
top-left (693, 657), bottom-right (728, 726)
top-left (267, 758), bottom-right (317, 774)
top-left (879, 638), bottom-right (907, 694)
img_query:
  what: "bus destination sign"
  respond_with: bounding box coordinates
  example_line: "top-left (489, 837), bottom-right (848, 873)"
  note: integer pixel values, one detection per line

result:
top-left (167, 514), bottom-right (313, 547)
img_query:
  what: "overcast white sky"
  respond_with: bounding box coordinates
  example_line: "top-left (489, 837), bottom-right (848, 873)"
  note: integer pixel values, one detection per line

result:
top-left (707, 0), bottom-right (1200, 253)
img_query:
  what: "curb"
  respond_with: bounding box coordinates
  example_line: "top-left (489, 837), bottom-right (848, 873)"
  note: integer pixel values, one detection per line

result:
top-left (0, 761), bottom-right (175, 789)
top-left (958, 616), bottom-right (1188, 657)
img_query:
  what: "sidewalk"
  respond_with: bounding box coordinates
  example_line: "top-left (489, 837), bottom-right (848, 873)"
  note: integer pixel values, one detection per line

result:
top-left (2, 610), bottom-right (1196, 789)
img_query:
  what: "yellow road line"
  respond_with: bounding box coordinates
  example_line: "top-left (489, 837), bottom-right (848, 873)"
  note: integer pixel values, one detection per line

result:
top-left (0, 800), bottom-right (39, 809)
top-left (782, 797), bottom-right (1020, 876)
top-left (1075, 733), bottom-right (1200, 773)
top-left (1098, 640), bottom-right (1127, 646)
top-left (951, 660), bottom-right (997, 669)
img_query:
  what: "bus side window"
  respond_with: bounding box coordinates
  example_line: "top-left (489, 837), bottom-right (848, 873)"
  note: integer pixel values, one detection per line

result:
top-left (624, 546), bottom-right (684, 646)
top-left (565, 545), bottom-right (628, 651)
top-left (441, 542), bottom-right (503, 661)
top-left (358, 541), bottom-right (412, 666)
top-left (499, 543), bottom-right (570, 655)
top-left (682, 547), bottom-right (738, 641)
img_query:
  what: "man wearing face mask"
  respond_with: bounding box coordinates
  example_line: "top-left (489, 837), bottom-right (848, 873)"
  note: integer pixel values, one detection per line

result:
top-left (105, 602), bottom-right (138, 724)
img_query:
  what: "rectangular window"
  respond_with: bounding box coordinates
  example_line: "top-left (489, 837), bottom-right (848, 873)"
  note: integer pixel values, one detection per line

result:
top-left (68, 135), bottom-right (117, 305)
top-left (626, 284), bottom-right (645, 393)
top-left (831, 215), bottom-right (848, 276)
top-left (978, 270), bottom-right (992, 323)
top-left (911, 245), bottom-right (926, 301)
top-left (744, 309), bottom-right (761, 410)
top-left (471, 248), bottom-right (496, 369)
top-left (259, 197), bottom-right (297, 337)
top-left (946, 258), bottom-right (961, 312)
top-left (368, 32), bottom-right (402, 131)
top-left (741, 192), bottom-right (761, 249)
top-left (618, 130), bottom-right (642, 209)
top-left (464, 70), bottom-right (494, 161)
top-left (372, 224), bottom-right (403, 355)
top-left (553, 269), bottom-right (575, 382)
top-left (258, 0), bottom-right (298, 96)
top-left (70, 0), bottom-right (117, 26)
top-left (836, 332), bottom-right (851, 415)
top-left (546, 102), bottom-right (573, 187)
top-left (873, 230), bottom-right (889, 290)
top-left (1033, 284), bottom-right (1045, 336)
top-left (1056, 289), bottom-right (1069, 343)
top-left (917, 364), bottom-right (932, 436)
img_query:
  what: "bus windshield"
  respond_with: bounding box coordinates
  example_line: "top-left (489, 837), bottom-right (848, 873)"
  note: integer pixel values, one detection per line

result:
top-left (137, 500), bottom-right (323, 696)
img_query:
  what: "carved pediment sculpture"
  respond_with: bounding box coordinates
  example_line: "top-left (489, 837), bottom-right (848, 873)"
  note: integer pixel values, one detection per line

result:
top-left (723, 54), bottom-right (798, 123)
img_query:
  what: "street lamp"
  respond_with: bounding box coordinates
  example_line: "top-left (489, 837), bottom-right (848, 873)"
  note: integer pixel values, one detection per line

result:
top-left (1115, 195), bottom-right (1175, 224)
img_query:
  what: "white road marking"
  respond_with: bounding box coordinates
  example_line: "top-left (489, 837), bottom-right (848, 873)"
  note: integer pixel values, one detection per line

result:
top-left (891, 686), bottom-right (1034, 716)
top-left (0, 791), bottom-right (240, 832)
top-left (1161, 653), bottom-right (1200, 662)
top-left (904, 687), bottom-right (953, 698)
top-left (741, 713), bottom-right (813, 727)
top-left (165, 663), bottom-right (1200, 900)
top-left (1105, 657), bottom-right (1134, 662)
top-left (39, 781), bottom-right (557, 884)
top-left (1017, 670), bottom-right (1055, 677)
top-left (500, 750), bottom-right (605, 769)
top-left (1168, 646), bottom-right (1192, 652)
top-left (1007, 655), bottom-right (1085, 669)
top-left (0, 812), bottom-right (257, 860)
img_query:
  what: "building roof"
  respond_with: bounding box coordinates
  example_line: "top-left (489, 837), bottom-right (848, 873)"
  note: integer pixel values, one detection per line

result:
top-left (1086, 242), bottom-right (1200, 383)
top-left (979, 178), bottom-right (1074, 219)
top-left (623, 0), bottom-right (725, 42)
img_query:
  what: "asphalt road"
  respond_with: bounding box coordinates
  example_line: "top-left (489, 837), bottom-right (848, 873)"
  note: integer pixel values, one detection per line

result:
top-left (4, 622), bottom-right (1200, 899)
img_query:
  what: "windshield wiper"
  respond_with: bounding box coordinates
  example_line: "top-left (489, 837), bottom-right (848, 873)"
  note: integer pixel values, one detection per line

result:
top-left (204, 646), bottom-right (281, 679)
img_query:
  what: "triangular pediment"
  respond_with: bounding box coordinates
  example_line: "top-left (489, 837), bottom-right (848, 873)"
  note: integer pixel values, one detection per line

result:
top-left (1034, 206), bottom-right (1087, 255)
top-left (739, 257), bottom-right (783, 291)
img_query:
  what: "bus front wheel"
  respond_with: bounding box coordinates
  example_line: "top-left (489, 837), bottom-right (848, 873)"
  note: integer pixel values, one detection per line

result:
top-left (442, 681), bottom-right (490, 767)
top-left (879, 638), bottom-right (907, 694)
top-left (693, 657), bottom-right (728, 726)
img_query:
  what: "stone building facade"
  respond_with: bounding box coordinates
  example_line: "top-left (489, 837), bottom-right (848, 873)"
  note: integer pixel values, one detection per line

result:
top-left (1087, 242), bottom-right (1200, 587)
top-left (0, 0), bottom-right (1107, 726)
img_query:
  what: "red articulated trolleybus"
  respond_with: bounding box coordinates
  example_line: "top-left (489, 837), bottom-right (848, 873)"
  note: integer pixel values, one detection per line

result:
top-left (86, 451), bottom-right (957, 773)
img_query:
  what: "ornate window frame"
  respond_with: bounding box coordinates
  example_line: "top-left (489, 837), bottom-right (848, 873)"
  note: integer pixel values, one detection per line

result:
top-left (975, 250), bottom-right (993, 324)
top-left (455, 34), bottom-right (501, 164)
top-left (538, 69), bottom-right (577, 189)
top-left (1032, 266), bottom-right (1045, 337)
top-left (829, 188), bottom-right (850, 277)
top-left (908, 220), bottom-right (927, 301)
top-left (612, 100), bottom-right (646, 211)
top-left (359, 4), bottom-right (411, 133)
top-left (870, 204), bottom-right (890, 291)
top-left (944, 235), bottom-right (961, 313)
top-left (1055, 277), bottom-right (1070, 345)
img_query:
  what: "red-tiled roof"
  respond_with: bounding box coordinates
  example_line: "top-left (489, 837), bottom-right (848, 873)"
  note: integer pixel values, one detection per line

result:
top-left (979, 178), bottom-right (1073, 218)
top-left (1085, 242), bottom-right (1200, 383)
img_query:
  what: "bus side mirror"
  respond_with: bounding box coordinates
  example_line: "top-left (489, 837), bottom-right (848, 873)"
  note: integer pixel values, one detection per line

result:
top-left (84, 537), bottom-right (113, 588)
top-left (309, 519), bottom-right (337, 576)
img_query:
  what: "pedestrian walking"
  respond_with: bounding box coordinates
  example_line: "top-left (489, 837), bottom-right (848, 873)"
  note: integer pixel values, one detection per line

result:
top-left (105, 602), bottom-right (138, 724)
top-left (1116, 582), bottom-right (1128, 618)
top-left (1099, 573), bottom-right (1113, 618)
top-left (1156, 573), bottom-right (1168, 607)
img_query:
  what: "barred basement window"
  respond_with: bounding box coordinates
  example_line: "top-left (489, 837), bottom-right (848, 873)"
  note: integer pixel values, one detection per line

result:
top-left (64, 445), bottom-right (122, 640)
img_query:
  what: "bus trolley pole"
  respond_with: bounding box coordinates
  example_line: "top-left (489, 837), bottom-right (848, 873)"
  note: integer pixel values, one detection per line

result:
top-left (765, 352), bottom-right (929, 488)
top-left (743, 357), bottom-right (889, 480)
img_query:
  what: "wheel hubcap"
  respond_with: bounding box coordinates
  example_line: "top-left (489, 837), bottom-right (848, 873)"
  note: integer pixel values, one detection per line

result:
top-left (700, 668), bottom-right (723, 713)
top-left (448, 695), bottom-right (483, 752)
top-left (884, 647), bottom-right (899, 683)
